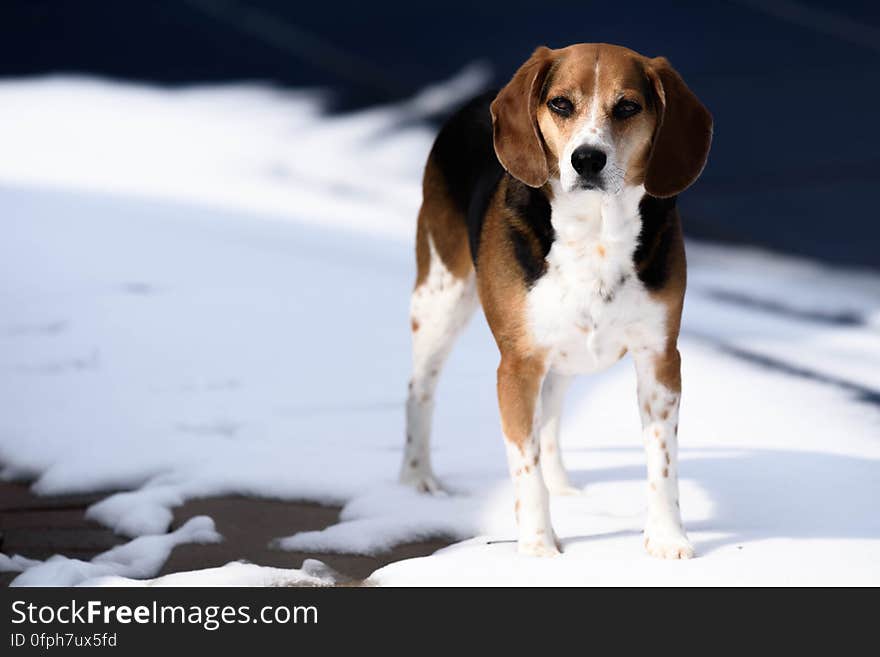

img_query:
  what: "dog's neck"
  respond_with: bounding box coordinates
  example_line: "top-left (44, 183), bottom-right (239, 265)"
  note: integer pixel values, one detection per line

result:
top-left (547, 181), bottom-right (645, 246)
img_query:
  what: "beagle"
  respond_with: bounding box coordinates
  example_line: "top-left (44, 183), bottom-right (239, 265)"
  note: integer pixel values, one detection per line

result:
top-left (400, 43), bottom-right (712, 559)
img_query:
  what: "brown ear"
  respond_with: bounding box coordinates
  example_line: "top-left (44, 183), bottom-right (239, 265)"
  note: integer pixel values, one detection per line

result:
top-left (490, 46), bottom-right (554, 188)
top-left (644, 57), bottom-right (713, 198)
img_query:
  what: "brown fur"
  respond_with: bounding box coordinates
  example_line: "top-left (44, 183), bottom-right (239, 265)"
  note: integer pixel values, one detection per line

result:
top-left (644, 58), bottom-right (713, 198)
top-left (414, 158), bottom-right (474, 287)
top-left (477, 177), bottom-right (536, 357)
top-left (476, 179), bottom-right (550, 449)
top-left (490, 47), bottom-right (555, 188)
top-left (648, 215), bottom-right (687, 392)
top-left (497, 354), bottom-right (546, 450)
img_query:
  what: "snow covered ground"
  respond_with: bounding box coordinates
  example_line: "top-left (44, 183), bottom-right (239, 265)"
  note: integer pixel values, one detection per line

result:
top-left (1, 77), bottom-right (878, 586)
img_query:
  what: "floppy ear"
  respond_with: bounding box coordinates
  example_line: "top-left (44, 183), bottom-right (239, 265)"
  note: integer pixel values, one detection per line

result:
top-left (644, 57), bottom-right (713, 198)
top-left (490, 46), bottom-right (554, 188)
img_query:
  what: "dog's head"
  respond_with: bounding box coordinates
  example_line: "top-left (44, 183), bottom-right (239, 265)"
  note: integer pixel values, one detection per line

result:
top-left (490, 43), bottom-right (712, 198)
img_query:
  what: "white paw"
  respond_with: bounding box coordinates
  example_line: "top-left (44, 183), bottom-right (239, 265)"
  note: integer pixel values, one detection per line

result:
top-left (644, 530), bottom-right (695, 560)
top-left (518, 535), bottom-right (561, 557)
top-left (399, 471), bottom-right (446, 495)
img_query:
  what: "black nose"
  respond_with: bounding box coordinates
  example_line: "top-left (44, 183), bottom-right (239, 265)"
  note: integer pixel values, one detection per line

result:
top-left (571, 146), bottom-right (607, 176)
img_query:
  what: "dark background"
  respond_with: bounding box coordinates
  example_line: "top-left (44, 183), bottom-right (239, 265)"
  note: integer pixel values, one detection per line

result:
top-left (2, 0), bottom-right (878, 269)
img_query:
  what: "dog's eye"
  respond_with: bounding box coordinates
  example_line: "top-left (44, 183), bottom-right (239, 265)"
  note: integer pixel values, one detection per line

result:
top-left (612, 99), bottom-right (642, 119)
top-left (548, 96), bottom-right (574, 117)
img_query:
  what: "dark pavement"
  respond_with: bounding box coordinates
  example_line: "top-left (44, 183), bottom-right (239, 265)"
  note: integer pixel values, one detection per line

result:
top-left (0, 482), bottom-right (448, 586)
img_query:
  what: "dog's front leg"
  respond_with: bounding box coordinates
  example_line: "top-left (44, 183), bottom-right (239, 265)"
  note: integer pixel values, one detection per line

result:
top-left (633, 346), bottom-right (694, 559)
top-left (497, 354), bottom-right (559, 557)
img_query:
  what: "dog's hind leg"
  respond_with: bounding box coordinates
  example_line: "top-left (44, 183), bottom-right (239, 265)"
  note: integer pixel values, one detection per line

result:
top-left (400, 169), bottom-right (477, 493)
top-left (537, 372), bottom-right (579, 495)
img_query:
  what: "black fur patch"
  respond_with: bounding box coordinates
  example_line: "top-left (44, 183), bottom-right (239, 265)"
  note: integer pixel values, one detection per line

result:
top-left (428, 91), bottom-right (555, 282)
top-left (507, 225), bottom-right (546, 285)
top-left (504, 180), bottom-right (554, 286)
top-left (505, 182), bottom-right (554, 256)
top-left (428, 90), bottom-right (503, 263)
top-left (468, 167), bottom-right (504, 263)
top-left (634, 195), bottom-right (677, 290)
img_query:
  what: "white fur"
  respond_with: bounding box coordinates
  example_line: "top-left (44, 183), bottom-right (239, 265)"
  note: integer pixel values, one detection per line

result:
top-left (633, 348), bottom-right (693, 559)
top-left (527, 184), bottom-right (666, 375)
top-left (401, 236), bottom-right (477, 492)
top-left (537, 372), bottom-right (578, 495)
top-left (505, 437), bottom-right (558, 556)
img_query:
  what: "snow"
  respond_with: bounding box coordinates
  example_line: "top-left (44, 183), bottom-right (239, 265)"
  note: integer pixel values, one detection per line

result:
top-left (0, 67), bottom-right (488, 242)
top-left (9, 517), bottom-right (221, 587)
top-left (1, 76), bottom-right (879, 586)
top-left (82, 559), bottom-right (335, 588)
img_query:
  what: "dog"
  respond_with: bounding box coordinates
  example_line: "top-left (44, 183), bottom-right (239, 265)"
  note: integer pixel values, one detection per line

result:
top-left (399, 43), bottom-right (712, 559)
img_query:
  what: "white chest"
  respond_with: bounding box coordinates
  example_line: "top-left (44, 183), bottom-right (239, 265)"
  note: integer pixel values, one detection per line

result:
top-left (525, 186), bottom-right (668, 375)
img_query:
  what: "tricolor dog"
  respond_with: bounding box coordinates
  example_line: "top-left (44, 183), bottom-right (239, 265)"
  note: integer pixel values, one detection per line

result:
top-left (400, 43), bottom-right (712, 559)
